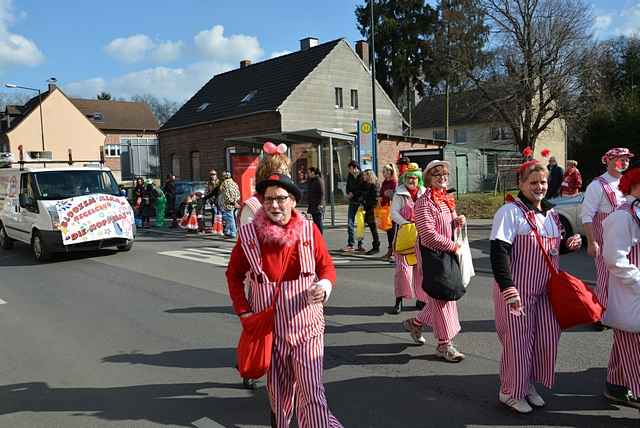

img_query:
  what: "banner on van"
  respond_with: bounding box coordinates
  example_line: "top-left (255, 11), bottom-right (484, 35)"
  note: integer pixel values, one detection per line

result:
top-left (55, 194), bottom-right (134, 245)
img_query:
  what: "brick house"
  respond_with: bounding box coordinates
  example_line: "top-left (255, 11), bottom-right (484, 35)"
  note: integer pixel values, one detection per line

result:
top-left (159, 37), bottom-right (444, 217)
top-left (70, 98), bottom-right (159, 182)
top-left (413, 90), bottom-right (567, 193)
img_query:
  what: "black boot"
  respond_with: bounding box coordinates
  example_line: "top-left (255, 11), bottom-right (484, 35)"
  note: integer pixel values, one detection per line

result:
top-left (416, 300), bottom-right (426, 310)
top-left (365, 246), bottom-right (380, 255)
top-left (270, 411), bottom-right (277, 428)
top-left (392, 297), bottom-right (402, 314)
top-left (242, 378), bottom-right (257, 390)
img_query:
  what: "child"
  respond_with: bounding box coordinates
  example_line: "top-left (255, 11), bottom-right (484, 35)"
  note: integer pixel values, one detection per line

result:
top-left (179, 194), bottom-right (199, 232)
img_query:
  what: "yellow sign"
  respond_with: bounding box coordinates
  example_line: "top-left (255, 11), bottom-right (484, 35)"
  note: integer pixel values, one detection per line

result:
top-left (361, 122), bottom-right (372, 134)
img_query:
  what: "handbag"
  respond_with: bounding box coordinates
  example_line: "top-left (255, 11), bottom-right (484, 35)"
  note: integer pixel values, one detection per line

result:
top-left (455, 224), bottom-right (475, 288)
top-left (527, 212), bottom-right (603, 330)
top-left (355, 207), bottom-right (365, 240)
top-left (236, 246), bottom-right (292, 379)
top-left (395, 223), bottom-right (417, 255)
top-left (420, 231), bottom-right (466, 301)
top-left (374, 205), bottom-right (392, 231)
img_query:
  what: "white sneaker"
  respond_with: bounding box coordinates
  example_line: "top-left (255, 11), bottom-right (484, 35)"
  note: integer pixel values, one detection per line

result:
top-left (499, 392), bottom-right (533, 414)
top-left (526, 384), bottom-right (546, 407)
top-left (436, 343), bottom-right (465, 362)
top-left (402, 319), bottom-right (425, 345)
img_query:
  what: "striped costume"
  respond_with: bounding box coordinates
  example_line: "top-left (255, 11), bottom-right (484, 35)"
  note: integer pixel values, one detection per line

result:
top-left (227, 215), bottom-right (342, 428)
top-left (493, 200), bottom-right (562, 400)
top-left (413, 189), bottom-right (461, 344)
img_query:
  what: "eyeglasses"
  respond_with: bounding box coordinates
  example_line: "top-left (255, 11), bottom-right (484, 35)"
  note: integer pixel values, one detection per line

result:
top-left (431, 173), bottom-right (449, 178)
top-left (264, 195), bottom-right (291, 205)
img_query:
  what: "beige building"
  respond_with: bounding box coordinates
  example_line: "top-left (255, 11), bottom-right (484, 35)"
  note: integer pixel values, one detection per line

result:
top-left (0, 83), bottom-right (106, 166)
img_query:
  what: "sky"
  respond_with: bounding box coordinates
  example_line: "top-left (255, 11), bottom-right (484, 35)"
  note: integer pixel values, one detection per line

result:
top-left (0, 0), bottom-right (637, 104)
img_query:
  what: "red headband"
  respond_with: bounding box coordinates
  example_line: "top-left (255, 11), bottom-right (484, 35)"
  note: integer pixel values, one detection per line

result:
top-left (263, 141), bottom-right (287, 155)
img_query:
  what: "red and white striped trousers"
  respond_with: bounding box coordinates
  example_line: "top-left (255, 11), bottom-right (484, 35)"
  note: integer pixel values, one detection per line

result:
top-left (269, 335), bottom-right (342, 428)
top-left (415, 297), bottom-right (460, 344)
top-left (592, 211), bottom-right (611, 308)
top-left (494, 228), bottom-right (561, 400)
top-left (607, 329), bottom-right (640, 396)
top-left (394, 253), bottom-right (428, 302)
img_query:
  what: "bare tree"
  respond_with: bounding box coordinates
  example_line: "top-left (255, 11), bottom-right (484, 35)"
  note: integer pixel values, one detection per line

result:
top-left (0, 91), bottom-right (32, 110)
top-left (130, 94), bottom-right (180, 126)
top-left (465, 0), bottom-right (592, 151)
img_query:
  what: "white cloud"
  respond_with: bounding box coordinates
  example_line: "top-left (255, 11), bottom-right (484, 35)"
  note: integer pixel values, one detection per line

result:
top-left (65, 78), bottom-right (106, 98)
top-left (0, 0), bottom-right (44, 68)
top-left (194, 25), bottom-right (263, 62)
top-left (593, 14), bottom-right (612, 31)
top-left (151, 40), bottom-right (183, 63)
top-left (270, 50), bottom-right (292, 59)
top-left (105, 34), bottom-right (154, 63)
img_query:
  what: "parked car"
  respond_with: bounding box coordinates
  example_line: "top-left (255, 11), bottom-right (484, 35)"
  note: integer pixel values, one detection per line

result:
top-left (548, 194), bottom-right (585, 241)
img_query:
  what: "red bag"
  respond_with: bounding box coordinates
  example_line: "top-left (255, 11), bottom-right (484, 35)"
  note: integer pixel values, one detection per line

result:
top-left (236, 246), bottom-right (292, 378)
top-left (527, 212), bottom-right (604, 330)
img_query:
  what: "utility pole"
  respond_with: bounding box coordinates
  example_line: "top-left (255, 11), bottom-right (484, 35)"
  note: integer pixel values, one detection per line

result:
top-left (444, 0), bottom-right (450, 144)
top-left (369, 0), bottom-right (378, 174)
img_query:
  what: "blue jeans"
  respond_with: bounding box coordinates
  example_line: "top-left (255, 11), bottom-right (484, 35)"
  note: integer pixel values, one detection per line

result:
top-left (221, 208), bottom-right (236, 237)
top-left (347, 203), bottom-right (360, 246)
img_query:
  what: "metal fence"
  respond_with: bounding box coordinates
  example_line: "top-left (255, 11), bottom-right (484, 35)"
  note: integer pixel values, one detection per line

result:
top-left (120, 140), bottom-right (160, 180)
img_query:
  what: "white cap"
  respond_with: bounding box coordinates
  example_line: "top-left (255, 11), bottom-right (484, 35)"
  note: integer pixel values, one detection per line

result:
top-left (424, 160), bottom-right (450, 174)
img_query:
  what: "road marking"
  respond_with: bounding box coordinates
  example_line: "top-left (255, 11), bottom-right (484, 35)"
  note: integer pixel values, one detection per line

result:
top-left (0, 298), bottom-right (6, 305)
top-left (192, 417), bottom-right (226, 428)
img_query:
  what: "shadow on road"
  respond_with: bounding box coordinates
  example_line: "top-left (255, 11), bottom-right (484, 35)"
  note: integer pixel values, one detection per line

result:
top-left (0, 368), bottom-right (635, 427)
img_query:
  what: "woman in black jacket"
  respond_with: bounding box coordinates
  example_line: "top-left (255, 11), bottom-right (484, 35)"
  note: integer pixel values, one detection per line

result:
top-left (360, 169), bottom-right (380, 255)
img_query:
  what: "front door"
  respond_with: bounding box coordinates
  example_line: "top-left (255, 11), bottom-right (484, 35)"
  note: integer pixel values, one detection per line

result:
top-left (15, 173), bottom-right (38, 242)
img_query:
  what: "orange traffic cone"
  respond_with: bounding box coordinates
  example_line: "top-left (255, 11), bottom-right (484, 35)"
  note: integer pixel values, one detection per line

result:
top-left (214, 214), bottom-right (223, 235)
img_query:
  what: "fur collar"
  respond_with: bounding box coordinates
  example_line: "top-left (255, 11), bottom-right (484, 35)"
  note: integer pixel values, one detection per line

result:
top-left (253, 208), bottom-right (303, 247)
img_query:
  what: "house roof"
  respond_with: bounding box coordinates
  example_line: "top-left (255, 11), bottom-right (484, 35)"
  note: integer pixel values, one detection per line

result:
top-left (414, 89), bottom-right (509, 129)
top-left (1, 90), bottom-right (53, 132)
top-left (70, 98), bottom-right (159, 131)
top-left (161, 39), bottom-right (343, 131)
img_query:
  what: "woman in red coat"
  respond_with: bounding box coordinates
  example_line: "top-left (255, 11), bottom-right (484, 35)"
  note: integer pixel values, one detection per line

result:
top-left (559, 160), bottom-right (582, 197)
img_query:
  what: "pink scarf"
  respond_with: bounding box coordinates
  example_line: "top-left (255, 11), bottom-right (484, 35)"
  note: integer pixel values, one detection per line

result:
top-left (253, 208), bottom-right (303, 247)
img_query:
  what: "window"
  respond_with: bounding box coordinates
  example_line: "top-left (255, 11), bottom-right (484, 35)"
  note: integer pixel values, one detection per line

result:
top-left (433, 129), bottom-right (447, 140)
top-left (171, 154), bottom-right (181, 178)
top-left (334, 88), bottom-right (343, 108)
top-left (197, 102), bottom-right (210, 112)
top-left (491, 127), bottom-right (514, 141)
top-left (454, 128), bottom-right (467, 144)
top-left (92, 112), bottom-right (104, 122)
top-left (350, 89), bottom-right (359, 109)
top-left (104, 144), bottom-right (121, 157)
top-left (191, 151), bottom-right (200, 180)
top-left (33, 170), bottom-right (120, 200)
top-left (240, 90), bottom-right (257, 104)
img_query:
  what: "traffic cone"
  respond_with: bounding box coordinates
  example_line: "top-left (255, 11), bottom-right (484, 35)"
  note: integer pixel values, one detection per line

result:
top-left (214, 214), bottom-right (223, 235)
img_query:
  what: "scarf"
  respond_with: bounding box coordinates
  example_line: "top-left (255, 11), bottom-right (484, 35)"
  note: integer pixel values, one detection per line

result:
top-left (431, 187), bottom-right (456, 211)
top-left (408, 186), bottom-right (419, 202)
top-left (253, 207), bottom-right (303, 247)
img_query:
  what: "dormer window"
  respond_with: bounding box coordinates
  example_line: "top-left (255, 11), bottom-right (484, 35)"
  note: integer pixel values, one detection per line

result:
top-left (92, 112), bottom-right (104, 122)
top-left (197, 102), bottom-right (210, 112)
top-left (240, 90), bottom-right (257, 104)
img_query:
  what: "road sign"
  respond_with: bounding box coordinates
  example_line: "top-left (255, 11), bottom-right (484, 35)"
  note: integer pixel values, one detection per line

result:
top-left (357, 120), bottom-right (375, 170)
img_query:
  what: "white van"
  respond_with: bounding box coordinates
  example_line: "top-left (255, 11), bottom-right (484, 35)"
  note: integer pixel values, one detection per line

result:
top-left (0, 165), bottom-right (135, 262)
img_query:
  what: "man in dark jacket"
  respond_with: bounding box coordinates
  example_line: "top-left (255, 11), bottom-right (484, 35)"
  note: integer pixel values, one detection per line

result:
top-left (307, 167), bottom-right (325, 233)
top-left (163, 174), bottom-right (177, 228)
top-left (546, 156), bottom-right (564, 198)
top-left (343, 160), bottom-right (362, 252)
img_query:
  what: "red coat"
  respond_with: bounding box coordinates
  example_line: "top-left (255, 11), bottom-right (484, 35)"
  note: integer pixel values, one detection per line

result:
top-left (560, 168), bottom-right (582, 196)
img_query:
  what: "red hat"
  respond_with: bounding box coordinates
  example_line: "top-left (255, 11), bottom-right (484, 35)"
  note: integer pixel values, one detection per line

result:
top-left (602, 147), bottom-right (634, 165)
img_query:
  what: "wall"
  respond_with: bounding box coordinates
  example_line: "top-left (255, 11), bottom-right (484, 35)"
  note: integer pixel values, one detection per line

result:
top-left (159, 111), bottom-right (281, 181)
top-left (377, 138), bottom-right (443, 173)
top-left (7, 89), bottom-right (106, 162)
top-left (279, 41), bottom-right (404, 136)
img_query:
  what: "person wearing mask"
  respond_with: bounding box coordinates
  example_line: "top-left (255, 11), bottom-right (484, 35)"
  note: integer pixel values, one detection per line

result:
top-left (390, 163), bottom-right (427, 314)
top-left (581, 148), bottom-right (634, 313)
top-left (490, 161), bottom-right (582, 413)
top-left (204, 170), bottom-right (221, 230)
top-left (402, 160), bottom-right (467, 363)
top-left (546, 156), bottom-right (564, 199)
top-left (226, 174), bottom-right (343, 428)
top-left (360, 169), bottom-right (380, 255)
top-left (162, 174), bottom-right (177, 228)
top-left (218, 172), bottom-right (241, 239)
top-left (343, 160), bottom-right (362, 252)
top-left (602, 167), bottom-right (640, 409)
top-left (559, 160), bottom-right (582, 197)
top-left (307, 167), bottom-right (325, 233)
top-left (380, 163), bottom-right (398, 260)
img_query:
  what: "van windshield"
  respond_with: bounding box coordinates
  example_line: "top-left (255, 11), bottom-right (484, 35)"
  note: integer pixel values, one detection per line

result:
top-left (33, 170), bottom-right (122, 200)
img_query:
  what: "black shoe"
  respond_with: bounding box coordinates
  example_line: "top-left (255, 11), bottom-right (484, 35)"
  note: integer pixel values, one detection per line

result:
top-left (270, 411), bottom-right (277, 428)
top-left (242, 378), bottom-right (257, 390)
top-left (592, 321), bottom-right (610, 331)
top-left (416, 300), bottom-right (426, 310)
top-left (392, 298), bottom-right (402, 314)
top-left (604, 383), bottom-right (640, 409)
top-left (365, 247), bottom-right (380, 255)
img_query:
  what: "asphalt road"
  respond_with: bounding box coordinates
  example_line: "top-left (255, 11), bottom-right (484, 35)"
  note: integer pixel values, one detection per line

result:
top-left (0, 227), bottom-right (637, 428)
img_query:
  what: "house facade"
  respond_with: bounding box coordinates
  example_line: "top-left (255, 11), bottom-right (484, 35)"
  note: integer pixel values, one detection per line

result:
top-left (160, 37), bottom-right (434, 206)
top-left (413, 91), bottom-right (567, 193)
top-left (70, 98), bottom-right (159, 182)
top-left (0, 83), bottom-right (106, 166)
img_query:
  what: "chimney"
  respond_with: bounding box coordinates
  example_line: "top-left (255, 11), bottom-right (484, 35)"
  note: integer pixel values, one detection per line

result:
top-left (47, 77), bottom-right (57, 93)
top-left (300, 37), bottom-right (319, 51)
top-left (240, 59), bottom-right (252, 68)
top-left (356, 40), bottom-right (369, 68)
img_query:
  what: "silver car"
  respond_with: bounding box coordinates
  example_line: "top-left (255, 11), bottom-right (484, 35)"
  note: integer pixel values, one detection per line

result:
top-left (548, 194), bottom-right (585, 240)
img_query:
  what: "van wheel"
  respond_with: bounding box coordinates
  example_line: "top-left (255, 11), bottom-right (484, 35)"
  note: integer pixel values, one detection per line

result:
top-left (117, 240), bottom-right (133, 251)
top-left (0, 223), bottom-right (14, 250)
top-left (32, 231), bottom-right (51, 262)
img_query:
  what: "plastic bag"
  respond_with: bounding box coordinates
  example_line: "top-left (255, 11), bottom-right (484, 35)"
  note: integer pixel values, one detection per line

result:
top-left (455, 224), bottom-right (475, 287)
top-left (374, 205), bottom-right (392, 231)
top-left (355, 207), bottom-right (365, 240)
top-left (395, 223), bottom-right (417, 255)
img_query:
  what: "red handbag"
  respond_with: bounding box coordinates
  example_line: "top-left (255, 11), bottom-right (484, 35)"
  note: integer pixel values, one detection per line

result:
top-left (236, 246), bottom-right (292, 379)
top-left (528, 212), bottom-right (604, 329)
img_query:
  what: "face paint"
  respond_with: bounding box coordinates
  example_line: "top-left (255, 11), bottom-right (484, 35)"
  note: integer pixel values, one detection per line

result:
top-left (615, 158), bottom-right (630, 173)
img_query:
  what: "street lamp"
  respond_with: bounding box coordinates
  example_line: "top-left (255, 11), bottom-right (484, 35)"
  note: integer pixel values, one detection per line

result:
top-left (4, 83), bottom-right (46, 152)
